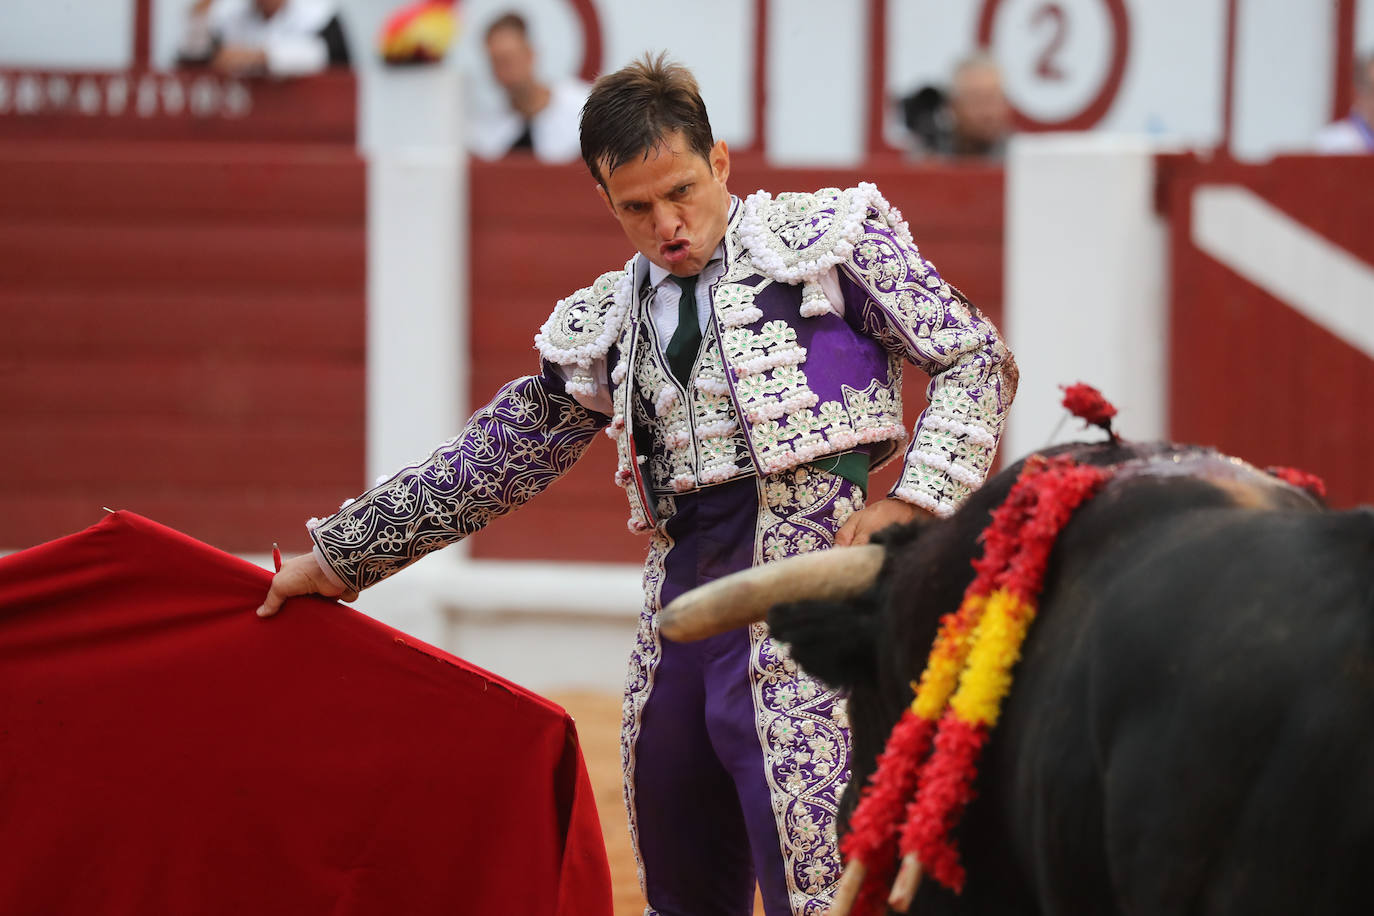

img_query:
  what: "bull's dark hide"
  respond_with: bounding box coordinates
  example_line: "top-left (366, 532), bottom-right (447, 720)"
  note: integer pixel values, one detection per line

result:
top-left (770, 440), bottom-right (1374, 915)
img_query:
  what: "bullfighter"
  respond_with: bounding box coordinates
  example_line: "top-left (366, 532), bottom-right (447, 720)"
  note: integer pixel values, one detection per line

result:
top-left (258, 53), bottom-right (1017, 916)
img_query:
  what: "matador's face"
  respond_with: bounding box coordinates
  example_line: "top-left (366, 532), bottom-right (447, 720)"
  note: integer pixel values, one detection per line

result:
top-left (596, 130), bottom-right (732, 278)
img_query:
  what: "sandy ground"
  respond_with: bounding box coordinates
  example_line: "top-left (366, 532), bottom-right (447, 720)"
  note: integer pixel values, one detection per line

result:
top-left (552, 691), bottom-right (764, 916)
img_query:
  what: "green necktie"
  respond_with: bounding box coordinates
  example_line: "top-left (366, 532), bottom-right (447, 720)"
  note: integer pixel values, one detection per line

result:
top-left (664, 274), bottom-right (702, 387)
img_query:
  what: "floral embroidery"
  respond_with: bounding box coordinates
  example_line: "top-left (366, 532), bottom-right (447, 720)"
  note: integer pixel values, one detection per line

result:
top-left (739, 183), bottom-right (913, 288)
top-left (695, 343), bottom-right (731, 396)
top-left (609, 316), bottom-right (655, 533)
top-left (840, 215), bottom-right (1016, 518)
top-left (757, 319), bottom-right (796, 349)
top-left (310, 376), bottom-right (604, 591)
top-left (632, 330), bottom-right (696, 492)
top-left (830, 495), bottom-right (858, 527)
top-left (612, 253), bottom-right (759, 501)
top-left (747, 467), bottom-right (867, 914)
top-left (621, 471), bottom-right (861, 914)
top-left (600, 181), bottom-right (1011, 533)
top-left (534, 266), bottom-right (635, 386)
top-left (620, 529), bottom-right (671, 899)
top-left (722, 325), bottom-right (766, 362)
top-left (733, 372), bottom-right (771, 403)
top-left (714, 281), bottom-right (764, 328)
top-left (840, 378), bottom-right (904, 444)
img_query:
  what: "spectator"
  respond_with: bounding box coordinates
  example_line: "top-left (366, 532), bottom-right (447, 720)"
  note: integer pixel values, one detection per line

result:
top-left (901, 53), bottom-right (1011, 160)
top-left (466, 12), bottom-right (589, 163)
top-left (1314, 51), bottom-right (1374, 154)
top-left (178, 0), bottom-right (351, 79)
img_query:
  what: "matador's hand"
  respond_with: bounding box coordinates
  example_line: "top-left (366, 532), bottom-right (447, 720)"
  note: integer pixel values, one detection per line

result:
top-left (256, 553), bottom-right (358, 618)
top-left (834, 498), bottom-right (933, 547)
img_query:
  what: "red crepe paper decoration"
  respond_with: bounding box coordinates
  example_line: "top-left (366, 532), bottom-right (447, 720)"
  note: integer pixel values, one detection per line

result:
top-left (1266, 465), bottom-right (1328, 500)
top-left (1060, 382), bottom-right (1119, 438)
top-left (840, 455), bottom-right (1110, 908)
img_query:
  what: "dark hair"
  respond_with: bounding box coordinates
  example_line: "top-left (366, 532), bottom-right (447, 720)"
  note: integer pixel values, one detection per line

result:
top-left (579, 52), bottom-right (714, 187)
top-left (485, 12), bottom-right (528, 43)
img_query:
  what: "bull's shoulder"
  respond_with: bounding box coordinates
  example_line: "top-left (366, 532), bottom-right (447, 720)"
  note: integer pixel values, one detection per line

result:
top-left (946, 442), bottom-right (1324, 557)
top-left (1105, 446), bottom-right (1325, 513)
top-left (738, 182), bottom-right (914, 284)
top-left (533, 266), bottom-right (634, 368)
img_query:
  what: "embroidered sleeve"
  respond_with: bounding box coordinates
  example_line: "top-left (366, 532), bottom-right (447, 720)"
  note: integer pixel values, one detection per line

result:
top-left (308, 373), bottom-right (607, 592)
top-left (839, 213), bottom-right (1018, 518)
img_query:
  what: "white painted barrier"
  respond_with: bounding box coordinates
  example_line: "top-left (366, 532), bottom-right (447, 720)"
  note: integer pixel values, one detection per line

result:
top-left (1003, 133), bottom-right (1170, 460)
top-left (355, 62), bottom-right (640, 693)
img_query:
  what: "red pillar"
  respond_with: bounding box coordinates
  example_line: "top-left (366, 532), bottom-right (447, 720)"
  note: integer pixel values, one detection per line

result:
top-left (751, 0), bottom-right (768, 155)
top-left (866, 0), bottom-right (892, 156)
top-left (1333, 0), bottom-right (1357, 120)
top-left (133, 0), bottom-right (152, 70)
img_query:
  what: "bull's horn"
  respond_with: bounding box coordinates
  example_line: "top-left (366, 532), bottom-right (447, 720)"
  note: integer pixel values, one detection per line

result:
top-left (827, 859), bottom-right (867, 916)
top-left (887, 853), bottom-right (923, 912)
top-left (659, 544), bottom-right (885, 643)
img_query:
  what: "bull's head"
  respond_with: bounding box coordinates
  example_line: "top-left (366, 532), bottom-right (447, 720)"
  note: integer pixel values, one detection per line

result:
top-left (658, 438), bottom-right (1325, 913)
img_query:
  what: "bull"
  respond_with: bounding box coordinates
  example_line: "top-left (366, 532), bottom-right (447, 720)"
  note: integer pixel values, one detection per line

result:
top-left (661, 439), bottom-right (1374, 915)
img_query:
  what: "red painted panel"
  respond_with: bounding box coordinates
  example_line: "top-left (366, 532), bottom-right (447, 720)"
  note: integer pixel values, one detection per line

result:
top-left (1, 223), bottom-right (364, 294)
top-left (4, 359), bottom-right (362, 426)
top-left (0, 143), bottom-right (365, 554)
top-left (0, 142), bottom-right (365, 224)
top-left (1163, 153), bottom-right (1374, 508)
top-left (1, 291), bottom-right (363, 358)
top-left (465, 158), bottom-right (1004, 562)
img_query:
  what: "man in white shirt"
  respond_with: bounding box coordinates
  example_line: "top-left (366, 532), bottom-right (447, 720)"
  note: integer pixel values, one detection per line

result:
top-left (1314, 51), bottom-right (1374, 154)
top-left (178, 0), bottom-right (350, 79)
top-left (466, 12), bottom-right (589, 163)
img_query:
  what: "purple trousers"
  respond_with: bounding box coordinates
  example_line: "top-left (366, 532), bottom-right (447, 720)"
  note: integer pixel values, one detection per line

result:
top-left (620, 467), bottom-right (864, 916)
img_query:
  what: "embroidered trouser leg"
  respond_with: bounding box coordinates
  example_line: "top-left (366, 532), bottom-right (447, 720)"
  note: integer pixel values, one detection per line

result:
top-left (632, 628), bottom-right (758, 915)
top-left (621, 469), bottom-right (865, 916)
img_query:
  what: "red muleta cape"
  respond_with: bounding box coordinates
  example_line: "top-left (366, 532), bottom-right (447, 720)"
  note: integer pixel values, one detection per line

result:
top-left (0, 511), bottom-right (612, 915)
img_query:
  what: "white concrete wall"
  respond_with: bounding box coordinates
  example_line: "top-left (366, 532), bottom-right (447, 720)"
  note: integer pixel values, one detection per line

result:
top-left (764, 0), bottom-right (867, 164)
top-left (363, 554), bottom-right (642, 691)
top-left (246, 549), bottom-right (641, 692)
top-left (1231, 0), bottom-right (1337, 159)
top-left (1003, 133), bottom-right (1169, 460)
top-left (361, 67), bottom-right (467, 488)
top-left (0, 2), bottom-right (135, 70)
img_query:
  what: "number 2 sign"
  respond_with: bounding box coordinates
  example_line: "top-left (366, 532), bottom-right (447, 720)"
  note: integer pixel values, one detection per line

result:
top-left (977, 0), bottom-right (1130, 130)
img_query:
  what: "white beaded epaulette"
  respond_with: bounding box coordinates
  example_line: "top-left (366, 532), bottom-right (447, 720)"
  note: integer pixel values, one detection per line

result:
top-left (738, 182), bottom-right (915, 317)
top-left (533, 264), bottom-right (635, 397)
